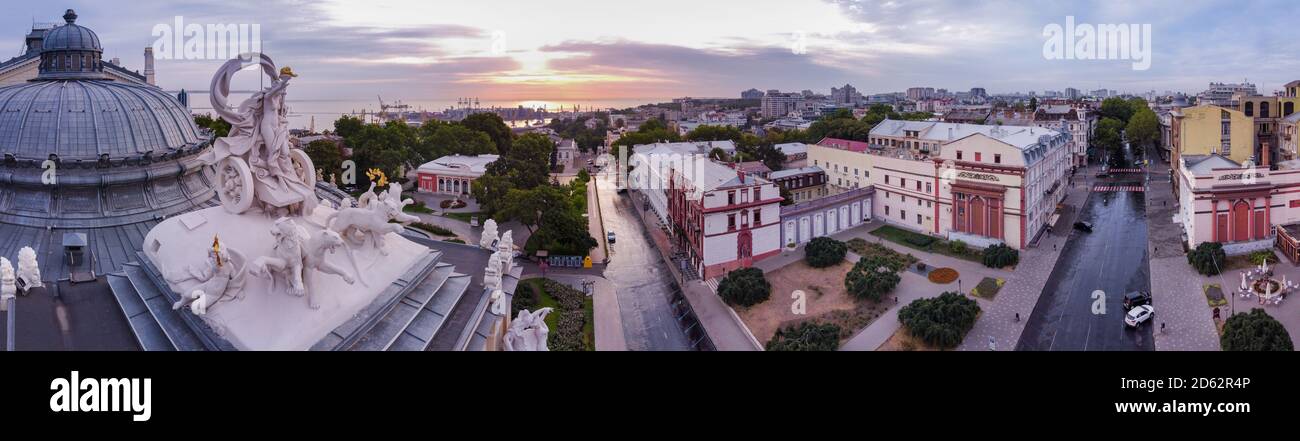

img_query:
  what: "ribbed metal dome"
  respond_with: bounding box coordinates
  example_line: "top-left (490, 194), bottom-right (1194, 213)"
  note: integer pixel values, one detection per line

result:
top-left (42, 10), bottom-right (102, 52)
top-left (0, 80), bottom-right (204, 161)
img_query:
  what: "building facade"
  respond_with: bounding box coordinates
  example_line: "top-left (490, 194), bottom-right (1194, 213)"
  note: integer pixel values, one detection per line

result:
top-left (768, 166), bottom-right (827, 203)
top-left (1170, 105), bottom-right (1255, 172)
top-left (630, 144), bottom-right (784, 279)
top-left (808, 121), bottom-right (1071, 249)
top-left (415, 154), bottom-right (499, 196)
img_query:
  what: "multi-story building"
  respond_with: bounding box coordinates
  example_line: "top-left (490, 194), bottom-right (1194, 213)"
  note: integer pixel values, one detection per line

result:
top-left (741, 88), bottom-right (764, 100)
top-left (808, 121), bottom-right (1071, 249)
top-left (1282, 113), bottom-right (1300, 163)
top-left (1064, 88), bottom-right (1080, 100)
top-left (1170, 105), bottom-right (1255, 168)
top-left (1198, 81), bottom-right (1258, 107)
top-left (1236, 81), bottom-right (1300, 164)
top-left (1032, 105), bottom-right (1093, 167)
top-left (906, 87), bottom-right (936, 101)
top-left (761, 92), bottom-right (803, 118)
top-left (768, 166), bottom-right (827, 204)
top-left (831, 83), bottom-right (860, 104)
top-left (630, 144), bottom-right (783, 279)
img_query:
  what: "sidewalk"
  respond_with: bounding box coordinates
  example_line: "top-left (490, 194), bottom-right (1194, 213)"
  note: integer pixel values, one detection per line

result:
top-left (1143, 150), bottom-right (1221, 351)
top-left (957, 180), bottom-right (1090, 351)
top-left (587, 178), bottom-right (607, 264)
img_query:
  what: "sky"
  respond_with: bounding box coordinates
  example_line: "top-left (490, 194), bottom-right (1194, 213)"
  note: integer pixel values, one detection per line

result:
top-left (2, 0), bottom-right (1297, 109)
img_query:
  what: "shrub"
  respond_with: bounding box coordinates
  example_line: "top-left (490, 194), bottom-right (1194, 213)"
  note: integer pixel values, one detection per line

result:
top-left (511, 283), bottom-right (539, 316)
top-left (1187, 242), bottom-right (1226, 275)
top-left (766, 321), bottom-right (842, 351)
top-left (905, 234), bottom-right (935, 248)
top-left (804, 237), bottom-right (848, 268)
top-left (717, 267), bottom-right (771, 307)
top-left (949, 240), bottom-right (968, 256)
top-left (1221, 309), bottom-right (1293, 351)
top-left (1248, 249), bottom-right (1277, 266)
top-left (411, 222), bottom-right (455, 236)
top-left (982, 243), bottom-right (1019, 268)
top-left (899, 292), bottom-right (981, 349)
top-left (845, 256), bottom-right (901, 302)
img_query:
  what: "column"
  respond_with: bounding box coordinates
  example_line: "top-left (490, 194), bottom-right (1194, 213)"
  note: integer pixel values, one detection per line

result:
top-left (1211, 199), bottom-right (1219, 242)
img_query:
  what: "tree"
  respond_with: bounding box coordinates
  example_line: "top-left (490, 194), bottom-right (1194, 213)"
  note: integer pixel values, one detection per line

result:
top-left (1187, 242), bottom-right (1227, 275)
top-left (845, 256), bottom-right (901, 302)
top-left (193, 113), bottom-right (231, 138)
top-left (485, 133), bottom-right (553, 190)
top-left (804, 237), bottom-right (847, 268)
top-left (304, 139), bottom-right (343, 178)
top-left (461, 112), bottom-right (514, 155)
top-left (1028, 97), bottom-right (1038, 110)
top-left (1099, 97), bottom-right (1136, 123)
top-left (415, 122), bottom-right (495, 163)
top-left (1221, 309), bottom-right (1294, 351)
top-left (717, 267), bottom-right (771, 307)
top-left (685, 124), bottom-right (742, 142)
top-left (899, 292), bottom-right (981, 349)
top-left (1126, 107), bottom-right (1159, 149)
top-left (333, 115), bottom-right (364, 140)
top-left (766, 321), bottom-right (842, 351)
top-left (1093, 117), bottom-right (1125, 162)
top-left (982, 243), bottom-right (1019, 268)
top-left (779, 185), bottom-right (794, 206)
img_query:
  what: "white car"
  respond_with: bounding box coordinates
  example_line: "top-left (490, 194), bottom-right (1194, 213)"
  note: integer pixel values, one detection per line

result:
top-left (1124, 305), bottom-right (1154, 327)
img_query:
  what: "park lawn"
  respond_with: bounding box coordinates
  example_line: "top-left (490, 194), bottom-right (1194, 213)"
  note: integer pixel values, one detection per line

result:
top-left (869, 225), bottom-right (985, 264)
top-left (445, 211), bottom-right (489, 223)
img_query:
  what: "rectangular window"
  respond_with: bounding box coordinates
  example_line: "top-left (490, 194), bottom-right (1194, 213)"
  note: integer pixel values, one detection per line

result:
top-left (975, 152), bottom-right (982, 162)
top-left (900, 178), bottom-right (906, 188)
top-left (994, 154), bottom-right (1002, 164)
top-left (727, 191), bottom-right (736, 205)
top-left (901, 209), bottom-right (907, 220)
top-left (728, 214), bottom-right (736, 231)
top-left (885, 176), bottom-right (890, 185)
top-left (916, 181), bottom-right (921, 191)
top-left (957, 151), bottom-right (963, 160)
top-left (926, 182), bottom-right (932, 193)
top-left (917, 214), bottom-right (922, 225)
top-left (754, 208), bottom-right (762, 226)
top-left (885, 206), bottom-right (891, 216)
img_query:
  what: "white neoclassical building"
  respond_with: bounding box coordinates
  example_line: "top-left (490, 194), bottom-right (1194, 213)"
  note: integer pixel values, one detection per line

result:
top-left (415, 154), bottom-right (499, 197)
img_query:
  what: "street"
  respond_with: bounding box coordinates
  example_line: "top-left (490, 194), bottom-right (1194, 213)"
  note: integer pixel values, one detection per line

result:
top-left (592, 172), bottom-right (693, 350)
top-left (1018, 145), bottom-right (1155, 350)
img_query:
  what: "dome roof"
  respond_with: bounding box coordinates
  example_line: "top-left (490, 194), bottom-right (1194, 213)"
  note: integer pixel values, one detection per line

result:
top-left (0, 80), bottom-right (204, 161)
top-left (42, 9), bottom-right (101, 52)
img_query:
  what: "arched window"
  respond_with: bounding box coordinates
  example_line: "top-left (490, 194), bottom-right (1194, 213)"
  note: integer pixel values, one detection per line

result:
top-left (1245, 102), bottom-right (1254, 116)
top-left (1261, 102), bottom-right (1271, 118)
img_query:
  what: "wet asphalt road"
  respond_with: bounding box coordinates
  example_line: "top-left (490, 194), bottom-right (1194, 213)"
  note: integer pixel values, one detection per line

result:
top-left (595, 172), bottom-right (693, 350)
top-left (1017, 169), bottom-right (1155, 351)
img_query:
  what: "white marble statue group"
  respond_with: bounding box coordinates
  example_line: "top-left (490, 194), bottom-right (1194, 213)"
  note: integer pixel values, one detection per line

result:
top-left (480, 224), bottom-right (551, 351)
top-left (165, 54), bottom-right (421, 316)
top-left (1, 246), bottom-right (44, 303)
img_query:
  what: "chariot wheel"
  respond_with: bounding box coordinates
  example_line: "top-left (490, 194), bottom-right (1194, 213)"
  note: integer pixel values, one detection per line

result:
top-left (216, 156), bottom-right (255, 214)
top-left (289, 148), bottom-right (316, 188)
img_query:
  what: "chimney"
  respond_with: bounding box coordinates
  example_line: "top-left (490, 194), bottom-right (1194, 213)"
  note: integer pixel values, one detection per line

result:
top-left (143, 47), bottom-right (156, 85)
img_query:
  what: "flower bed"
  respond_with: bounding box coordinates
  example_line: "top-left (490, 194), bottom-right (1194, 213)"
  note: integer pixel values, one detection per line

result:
top-left (927, 267), bottom-right (959, 284)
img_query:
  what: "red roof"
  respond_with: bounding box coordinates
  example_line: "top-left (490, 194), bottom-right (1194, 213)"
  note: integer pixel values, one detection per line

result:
top-left (817, 137), bottom-right (870, 152)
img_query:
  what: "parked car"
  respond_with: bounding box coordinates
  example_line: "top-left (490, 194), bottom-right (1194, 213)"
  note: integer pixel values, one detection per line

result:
top-left (1123, 291), bottom-right (1152, 310)
top-left (1124, 305), bottom-right (1154, 327)
top-left (606, 231), bottom-right (616, 244)
top-left (1073, 221), bottom-right (1093, 232)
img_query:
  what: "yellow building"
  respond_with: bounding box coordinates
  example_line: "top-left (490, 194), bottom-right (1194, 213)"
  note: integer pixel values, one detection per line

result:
top-left (1172, 105), bottom-right (1256, 167)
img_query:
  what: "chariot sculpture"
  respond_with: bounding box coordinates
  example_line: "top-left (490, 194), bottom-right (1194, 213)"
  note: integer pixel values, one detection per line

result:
top-left (202, 54), bottom-right (317, 217)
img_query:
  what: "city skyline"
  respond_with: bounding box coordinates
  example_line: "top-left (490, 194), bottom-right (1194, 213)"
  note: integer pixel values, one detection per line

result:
top-left (2, 0), bottom-right (1297, 106)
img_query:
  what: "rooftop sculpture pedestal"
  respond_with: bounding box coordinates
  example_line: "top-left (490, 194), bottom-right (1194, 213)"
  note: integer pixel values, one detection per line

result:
top-left (143, 204), bottom-right (427, 350)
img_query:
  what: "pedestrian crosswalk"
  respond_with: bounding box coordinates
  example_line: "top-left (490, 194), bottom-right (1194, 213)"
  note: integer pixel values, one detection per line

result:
top-left (1107, 168), bottom-right (1144, 173)
top-left (703, 278), bottom-right (720, 293)
top-left (1093, 185), bottom-right (1145, 192)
